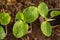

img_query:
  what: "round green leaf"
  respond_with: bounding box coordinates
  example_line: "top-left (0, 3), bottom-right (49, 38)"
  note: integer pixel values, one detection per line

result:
top-left (0, 13), bottom-right (11, 25)
top-left (50, 11), bottom-right (60, 17)
top-left (23, 6), bottom-right (39, 23)
top-left (13, 20), bottom-right (28, 38)
top-left (0, 39), bottom-right (3, 40)
top-left (16, 12), bottom-right (24, 21)
top-left (0, 26), bottom-right (5, 39)
top-left (38, 2), bottom-right (48, 18)
top-left (41, 21), bottom-right (52, 37)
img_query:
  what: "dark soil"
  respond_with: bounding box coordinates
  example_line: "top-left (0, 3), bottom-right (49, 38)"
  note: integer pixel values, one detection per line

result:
top-left (0, 0), bottom-right (60, 40)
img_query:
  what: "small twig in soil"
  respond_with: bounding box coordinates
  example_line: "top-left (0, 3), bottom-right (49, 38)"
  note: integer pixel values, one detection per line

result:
top-left (52, 24), bottom-right (60, 28)
top-left (34, 37), bottom-right (38, 40)
top-left (21, 38), bottom-right (24, 40)
top-left (49, 8), bottom-right (60, 11)
top-left (27, 35), bottom-right (30, 40)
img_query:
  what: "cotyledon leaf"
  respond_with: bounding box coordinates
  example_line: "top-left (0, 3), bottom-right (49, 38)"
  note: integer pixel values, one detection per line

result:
top-left (16, 12), bottom-right (24, 21)
top-left (0, 26), bottom-right (5, 39)
top-left (23, 6), bottom-right (39, 23)
top-left (41, 21), bottom-right (52, 37)
top-left (0, 13), bottom-right (11, 25)
top-left (13, 20), bottom-right (28, 38)
top-left (50, 10), bottom-right (60, 17)
top-left (38, 2), bottom-right (48, 18)
top-left (0, 39), bottom-right (3, 40)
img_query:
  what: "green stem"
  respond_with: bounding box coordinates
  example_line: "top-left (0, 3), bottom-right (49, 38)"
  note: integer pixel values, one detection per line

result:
top-left (27, 24), bottom-right (32, 34)
top-left (5, 26), bottom-right (7, 37)
top-left (44, 17), bottom-right (48, 21)
top-left (49, 17), bottom-right (53, 19)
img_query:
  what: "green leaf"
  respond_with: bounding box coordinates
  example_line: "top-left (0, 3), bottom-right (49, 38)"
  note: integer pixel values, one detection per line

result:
top-left (0, 39), bottom-right (3, 40)
top-left (0, 26), bottom-right (5, 39)
top-left (23, 6), bottom-right (39, 23)
top-left (13, 20), bottom-right (28, 38)
top-left (41, 21), bottom-right (52, 37)
top-left (38, 2), bottom-right (48, 18)
top-left (16, 12), bottom-right (24, 21)
top-left (50, 11), bottom-right (60, 17)
top-left (0, 13), bottom-right (11, 25)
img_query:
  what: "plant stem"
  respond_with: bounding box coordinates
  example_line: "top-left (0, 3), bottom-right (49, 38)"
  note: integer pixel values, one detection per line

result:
top-left (49, 16), bottom-right (53, 19)
top-left (27, 24), bottom-right (32, 34)
top-left (3, 26), bottom-right (8, 39)
top-left (45, 17), bottom-right (48, 21)
top-left (5, 26), bottom-right (8, 37)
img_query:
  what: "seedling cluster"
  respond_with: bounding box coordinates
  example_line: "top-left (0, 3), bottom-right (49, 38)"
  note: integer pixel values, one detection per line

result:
top-left (0, 12), bottom-right (11, 40)
top-left (0, 2), bottom-right (60, 39)
top-left (13, 6), bottom-right (39, 38)
top-left (38, 2), bottom-right (60, 37)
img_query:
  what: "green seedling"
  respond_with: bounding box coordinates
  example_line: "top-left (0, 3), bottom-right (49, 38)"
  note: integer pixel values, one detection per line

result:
top-left (23, 6), bottom-right (39, 23)
top-left (41, 21), bottom-right (52, 37)
top-left (13, 20), bottom-right (28, 38)
top-left (13, 2), bottom-right (60, 38)
top-left (0, 12), bottom-right (11, 39)
top-left (13, 6), bottom-right (39, 38)
top-left (0, 26), bottom-right (5, 40)
top-left (13, 12), bottom-right (28, 38)
top-left (16, 12), bottom-right (24, 21)
top-left (38, 2), bottom-right (60, 37)
top-left (38, 2), bottom-right (48, 18)
top-left (0, 13), bottom-right (11, 25)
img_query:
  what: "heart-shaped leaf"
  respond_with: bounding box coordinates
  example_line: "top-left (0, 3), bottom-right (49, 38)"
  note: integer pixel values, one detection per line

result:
top-left (0, 26), bottom-right (5, 39)
top-left (23, 6), bottom-right (39, 23)
top-left (16, 12), bottom-right (24, 21)
top-left (13, 20), bottom-right (28, 38)
top-left (0, 13), bottom-right (11, 25)
top-left (38, 2), bottom-right (48, 18)
top-left (41, 21), bottom-right (52, 37)
top-left (50, 11), bottom-right (60, 17)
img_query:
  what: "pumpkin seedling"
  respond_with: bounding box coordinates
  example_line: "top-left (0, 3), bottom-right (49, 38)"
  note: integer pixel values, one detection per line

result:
top-left (13, 6), bottom-right (39, 38)
top-left (0, 12), bottom-right (11, 39)
top-left (23, 6), bottom-right (39, 23)
top-left (0, 26), bottom-right (5, 40)
top-left (16, 12), bottom-right (24, 21)
top-left (13, 12), bottom-right (29, 38)
top-left (13, 20), bottom-right (28, 38)
top-left (0, 13), bottom-right (11, 25)
top-left (38, 2), bottom-right (60, 37)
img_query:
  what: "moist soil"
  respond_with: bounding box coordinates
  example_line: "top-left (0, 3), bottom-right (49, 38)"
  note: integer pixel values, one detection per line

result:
top-left (0, 0), bottom-right (60, 40)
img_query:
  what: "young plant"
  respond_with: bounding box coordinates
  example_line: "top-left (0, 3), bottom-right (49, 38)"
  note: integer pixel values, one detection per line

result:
top-left (16, 12), bottom-right (24, 21)
top-left (13, 12), bottom-right (29, 38)
top-left (13, 20), bottom-right (28, 38)
top-left (13, 2), bottom-right (60, 38)
top-left (23, 6), bottom-right (39, 23)
top-left (13, 6), bottom-right (39, 38)
top-left (0, 13), bottom-right (11, 25)
top-left (0, 12), bottom-right (11, 39)
top-left (38, 2), bottom-right (60, 37)
top-left (0, 26), bottom-right (5, 40)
